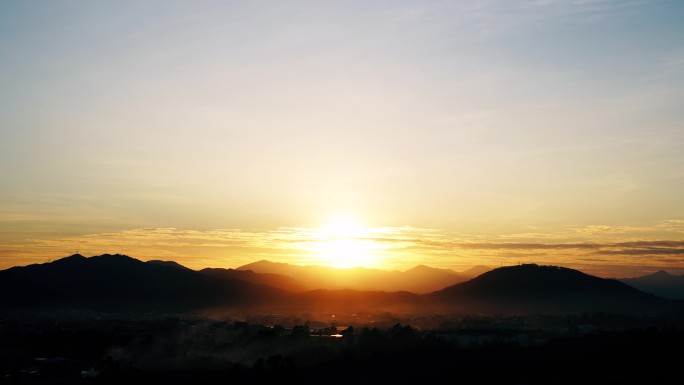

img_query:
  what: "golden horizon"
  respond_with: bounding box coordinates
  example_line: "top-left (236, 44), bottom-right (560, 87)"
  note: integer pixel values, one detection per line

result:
top-left (2, 221), bottom-right (683, 279)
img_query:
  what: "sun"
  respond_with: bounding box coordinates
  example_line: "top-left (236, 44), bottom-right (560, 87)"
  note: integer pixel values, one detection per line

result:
top-left (314, 216), bottom-right (380, 268)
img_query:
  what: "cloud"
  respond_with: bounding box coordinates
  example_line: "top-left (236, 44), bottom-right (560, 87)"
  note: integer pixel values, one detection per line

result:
top-left (2, 222), bottom-right (684, 276)
top-left (449, 240), bottom-right (684, 252)
top-left (453, 242), bottom-right (599, 250)
top-left (614, 241), bottom-right (684, 248)
top-left (598, 248), bottom-right (684, 256)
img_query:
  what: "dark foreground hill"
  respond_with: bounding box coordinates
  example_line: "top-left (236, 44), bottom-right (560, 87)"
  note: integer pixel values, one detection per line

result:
top-left (0, 254), bottom-right (287, 312)
top-left (429, 264), bottom-right (671, 314)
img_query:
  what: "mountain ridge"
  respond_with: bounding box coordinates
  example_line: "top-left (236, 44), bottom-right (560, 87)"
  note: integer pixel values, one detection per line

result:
top-left (0, 253), bottom-right (288, 311)
top-left (1, 255), bottom-right (679, 316)
top-left (619, 270), bottom-right (684, 300)
top-left (236, 259), bottom-right (488, 293)
top-left (430, 264), bottom-right (666, 314)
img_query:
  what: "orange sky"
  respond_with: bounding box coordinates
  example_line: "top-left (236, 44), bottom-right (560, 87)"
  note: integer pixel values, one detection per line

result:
top-left (2, 220), bottom-right (684, 278)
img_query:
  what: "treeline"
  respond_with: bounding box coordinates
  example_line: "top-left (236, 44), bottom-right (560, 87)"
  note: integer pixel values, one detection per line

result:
top-left (2, 317), bottom-right (684, 384)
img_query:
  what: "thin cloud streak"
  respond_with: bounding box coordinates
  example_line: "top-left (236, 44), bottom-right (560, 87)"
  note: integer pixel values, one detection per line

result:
top-left (1, 220), bottom-right (683, 277)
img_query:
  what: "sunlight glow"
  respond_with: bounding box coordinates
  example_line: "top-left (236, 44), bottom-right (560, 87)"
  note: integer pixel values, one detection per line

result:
top-left (314, 216), bottom-right (381, 268)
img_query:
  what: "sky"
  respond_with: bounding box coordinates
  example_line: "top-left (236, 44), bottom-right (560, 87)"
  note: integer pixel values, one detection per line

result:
top-left (1, 0), bottom-right (683, 277)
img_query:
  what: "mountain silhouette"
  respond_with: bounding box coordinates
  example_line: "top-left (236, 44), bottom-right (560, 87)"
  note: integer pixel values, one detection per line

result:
top-left (1, 256), bottom-right (677, 316)
top-left (0, 254), bottom-right (287, 312)
top-left (429, 264), bottom-right (669, 314)
top-left (619, 270), bottom-right (684, 300)
top-left (146, 259), bottom-right (192, 270)
top-left (460, 265), bottom-right (493, 277)
top-left (236, 260), bottom-right (486, 293)
top-left (199, 267), bottom-right (307, 292)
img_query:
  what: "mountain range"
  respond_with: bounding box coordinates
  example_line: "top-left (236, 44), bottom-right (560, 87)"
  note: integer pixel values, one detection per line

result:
top-left (235, 259), bottom-right (490, 293)
top-left (0, 254), bottom-right (679, 316)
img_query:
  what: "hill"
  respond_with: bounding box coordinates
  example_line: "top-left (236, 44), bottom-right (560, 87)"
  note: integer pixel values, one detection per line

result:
top-left (0, 254), bottom-right (287, 312)
top-left (429, 264), bottom-right (670, 314)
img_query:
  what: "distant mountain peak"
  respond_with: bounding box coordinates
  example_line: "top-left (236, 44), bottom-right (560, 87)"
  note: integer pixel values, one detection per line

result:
top-left (238, 259), bottom-right (283, 269)
top-left (405, 264), bottom-right (458, 276)
top-left (652, 270), bottom-right (671, 277)
top-left (253, 259), bottom-right (272, 264)
top-left (406, 264), bottom-right (433, 272)
top-left (146, 260), bottom-right (191, 270)
top-left (460, 265), bottom-right (492, 277)
top-left (618, 269), bottom-right (684, 300)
